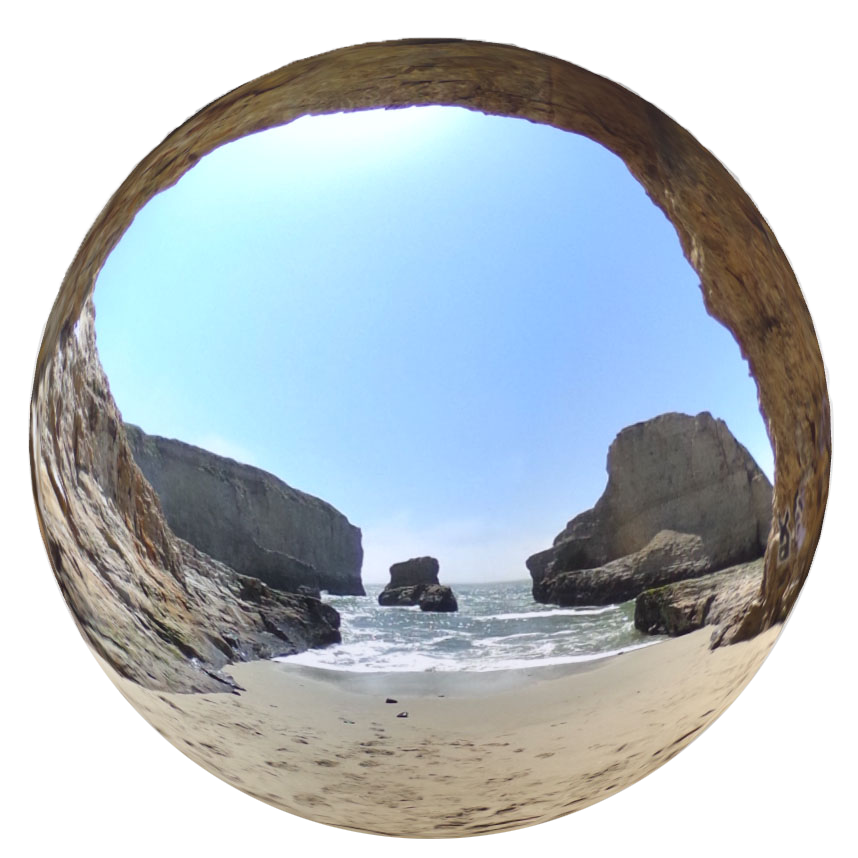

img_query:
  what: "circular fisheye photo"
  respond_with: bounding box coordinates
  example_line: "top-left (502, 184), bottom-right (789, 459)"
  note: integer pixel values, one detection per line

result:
top-left (30, 40), bottom-right (829, 837)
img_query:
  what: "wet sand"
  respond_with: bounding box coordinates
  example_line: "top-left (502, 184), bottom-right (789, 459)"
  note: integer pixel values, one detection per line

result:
top-left (106, 626), bottom-right (779, 837)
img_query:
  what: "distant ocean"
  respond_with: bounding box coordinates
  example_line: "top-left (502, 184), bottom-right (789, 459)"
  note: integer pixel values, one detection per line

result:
top-left (275, 580), bottom-right (663, 672)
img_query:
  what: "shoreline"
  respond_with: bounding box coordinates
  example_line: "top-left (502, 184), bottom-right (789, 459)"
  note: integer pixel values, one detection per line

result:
top-left (282, 580), bottom-right (657, 676)
top-left (254, 649), bottom-right (627, 698)
top-left (105, 625), bottom-right (781, 837)
top-left (268, 640), bottom-right (661, 697)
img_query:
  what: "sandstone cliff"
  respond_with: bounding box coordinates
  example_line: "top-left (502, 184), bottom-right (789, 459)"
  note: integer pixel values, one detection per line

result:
top-left (528, 413), bottom-right (772, 607)
top-left (31, 299), bottom-right (341, 693)
top-left (124, 425), bottom-right (364, 597)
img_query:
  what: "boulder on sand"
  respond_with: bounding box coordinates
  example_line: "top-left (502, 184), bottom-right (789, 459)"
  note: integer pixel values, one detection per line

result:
top-left (634, 558), bottom-right (764, 637)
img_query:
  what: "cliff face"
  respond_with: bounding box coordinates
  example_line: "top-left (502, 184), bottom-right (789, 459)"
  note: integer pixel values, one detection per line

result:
top-left (528, 413), bottom-right (772, 607)
top-left (124, 426), bottom-right (365, 597)
top-left (31, 299), bottom-right (340, 693)
top-left (32, 40), bottom-right (829, 646)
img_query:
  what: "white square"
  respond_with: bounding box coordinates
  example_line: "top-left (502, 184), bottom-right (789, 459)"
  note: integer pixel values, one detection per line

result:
top-left (763, 745), bottom-right (834, 840)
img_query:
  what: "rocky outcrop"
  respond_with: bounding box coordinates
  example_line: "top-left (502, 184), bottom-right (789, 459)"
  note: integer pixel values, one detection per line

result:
top-left (635, 559), bottom-right (764, 637)
top-left (528, 413), bottom-right (772, 607)
top-left (33, 40), bottom-right (829, 649)
top-left (124, 425), bottom-right (364, 596)
top-left (31, 299), bottom-right (341, 693)
top-left (377, 585), bottom-right (427, 607)
top-left (536, 530), bottom-right (713, 607)
top-left (389, 556), bottom-right (439, 588)
top-left (418, 584), bottom-right (459, 613)
top-left (378, 557), bottom-right (458, 612)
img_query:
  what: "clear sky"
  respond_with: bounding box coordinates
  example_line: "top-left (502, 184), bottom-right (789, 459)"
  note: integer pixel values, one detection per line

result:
top-left (93, 105), bottom-right (773, 584)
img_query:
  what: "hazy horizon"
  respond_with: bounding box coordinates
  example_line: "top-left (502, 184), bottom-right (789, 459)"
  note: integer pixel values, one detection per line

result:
top-left (93, 105), bottom-right (773, 584)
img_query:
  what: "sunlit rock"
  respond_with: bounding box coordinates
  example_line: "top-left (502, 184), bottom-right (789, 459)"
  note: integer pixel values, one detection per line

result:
top-left (528, 413), bottom-right (772, 607)
top-left (635, 559), bottom-right (765, 637)
top-left (125, 424), bottom-right (365, 596)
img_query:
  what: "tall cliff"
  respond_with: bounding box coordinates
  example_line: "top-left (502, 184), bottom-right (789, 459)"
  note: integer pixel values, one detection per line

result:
top-left (528, 413), bottom-right (773, 608)
top-left (32, 42), bottom-right (830, 648)
top-left (31, 299), bottom-right (341, 693)
top-left (124, 427), bottom-right (365, 597)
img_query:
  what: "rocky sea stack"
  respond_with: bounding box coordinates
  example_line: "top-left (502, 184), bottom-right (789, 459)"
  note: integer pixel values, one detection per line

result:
top-left (125, 425), bottom-right (365, 597)
top-left (378, 557), bottom-right (459, 612)
top-left (528, 412), bottom-right (772, 608)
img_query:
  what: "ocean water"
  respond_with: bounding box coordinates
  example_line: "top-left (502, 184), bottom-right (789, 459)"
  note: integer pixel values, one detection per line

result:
top-left (275, 580), bottom-right (664, 672)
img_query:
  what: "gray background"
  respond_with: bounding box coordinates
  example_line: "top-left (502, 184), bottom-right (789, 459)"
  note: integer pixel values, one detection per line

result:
top-left (27, 34), bottom-right (834, 839)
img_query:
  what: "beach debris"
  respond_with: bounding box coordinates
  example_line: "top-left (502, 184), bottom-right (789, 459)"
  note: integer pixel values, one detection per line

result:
top-left (396, 711), bottom-right (409, 718)
top-left (385, 698), bottom-right (398, 704)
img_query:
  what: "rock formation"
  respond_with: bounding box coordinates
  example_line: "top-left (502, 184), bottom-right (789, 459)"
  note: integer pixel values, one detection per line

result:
top-left (536, 530), bottom-right (713, 607)
top-left (124, 425), bottom-right (364, 596)
top-left (32, 40), bottom-right (830, 648)
top-left (634, 559), bottom-right (764, 637)
top-left (378, 557), bottom-right (459, 612)
top-left (31, 299), bottom-right (341, 693)
top-left (418, 584), bottom-right (459, 613)
top-left (389, 556), bottom-right (440, 588)
top-left (528, 413), bottom-right (772, 607)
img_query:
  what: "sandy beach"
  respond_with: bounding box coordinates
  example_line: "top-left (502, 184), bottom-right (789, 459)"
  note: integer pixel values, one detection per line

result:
top-left (105, 625), bottom-right (779, 838)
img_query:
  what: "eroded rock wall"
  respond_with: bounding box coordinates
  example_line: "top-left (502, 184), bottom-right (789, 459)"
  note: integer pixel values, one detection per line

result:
top-left (125, 425), bottom-right (364, 596)
top-left (32, 300), bottom-right (340, 693)
top-left (528, 412), bottom-right (772, 605)
top-left (635, 559), bottom-right (765, 637)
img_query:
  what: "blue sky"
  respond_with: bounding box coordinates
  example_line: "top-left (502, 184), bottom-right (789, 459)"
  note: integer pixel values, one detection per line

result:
top-left (93, 106), bottom-right (773, 583)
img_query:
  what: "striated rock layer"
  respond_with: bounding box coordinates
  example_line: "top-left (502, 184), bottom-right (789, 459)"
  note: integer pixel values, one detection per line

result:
top-left (635, 559), bottom-right (765, 637)
top-left (31, 300), bottom-right (340, 693)
top-left (528, 413), bottom-right (772, 606)
top-left (32, 40), bottom-right (829, 646)
top-left (125, 425), bottom-right (364, 596)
